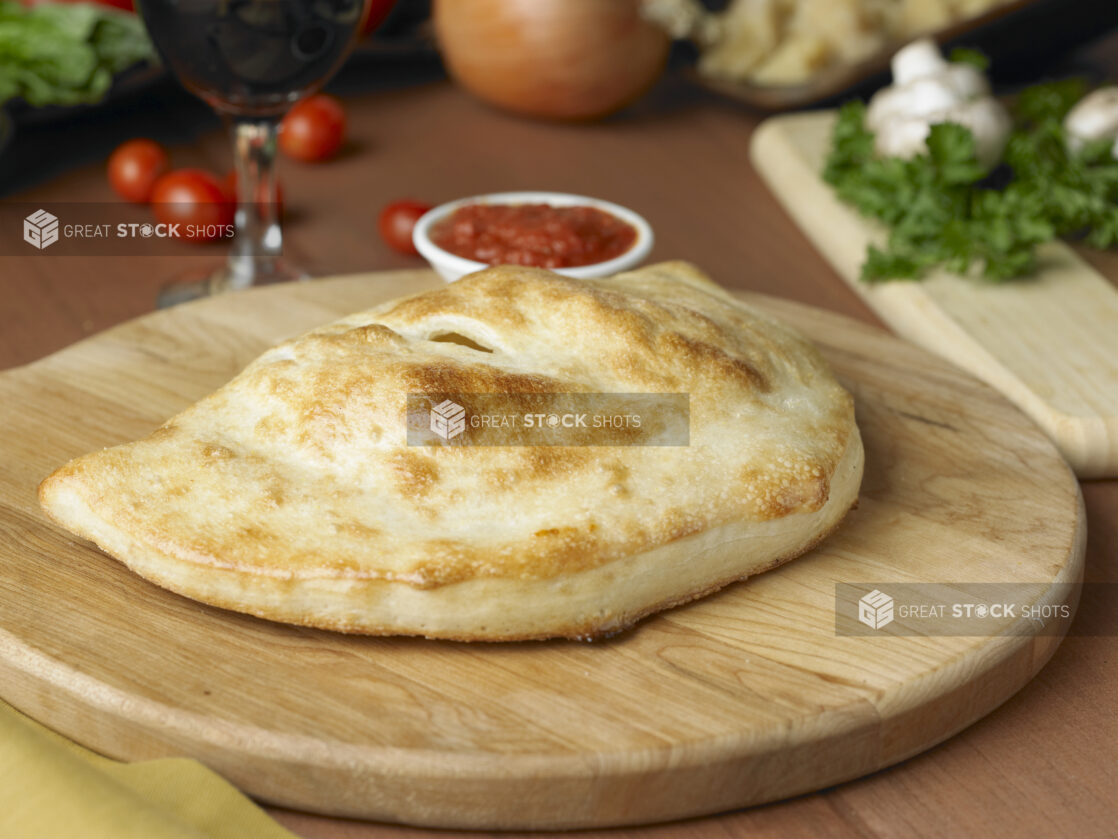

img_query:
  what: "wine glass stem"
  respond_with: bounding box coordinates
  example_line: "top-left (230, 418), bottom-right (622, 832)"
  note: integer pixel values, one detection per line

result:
top-left (227, 116), bottom-right (283, 290)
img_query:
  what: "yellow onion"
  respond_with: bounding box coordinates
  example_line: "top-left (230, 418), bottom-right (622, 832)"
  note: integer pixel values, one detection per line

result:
top-left (433, 0), bottom-right (671, 121)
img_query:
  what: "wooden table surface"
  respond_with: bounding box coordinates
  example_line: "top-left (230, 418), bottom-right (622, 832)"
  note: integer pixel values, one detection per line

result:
top-left (2, 31), bottom-right (1117, 839)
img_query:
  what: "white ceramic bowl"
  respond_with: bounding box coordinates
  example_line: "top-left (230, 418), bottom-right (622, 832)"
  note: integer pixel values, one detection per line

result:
top-left (412, 191), bottom-right (654, 283)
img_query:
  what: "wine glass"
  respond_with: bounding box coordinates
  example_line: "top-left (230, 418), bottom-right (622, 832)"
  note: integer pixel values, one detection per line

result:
top-left (135, 0), bottom-right (367, 305)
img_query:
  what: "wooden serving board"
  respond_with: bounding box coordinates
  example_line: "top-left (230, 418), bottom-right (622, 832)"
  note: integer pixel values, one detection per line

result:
top-left (0, 271), bottom-right (1085, 830)
top-left (751, 110), bottom-right (1118, 479)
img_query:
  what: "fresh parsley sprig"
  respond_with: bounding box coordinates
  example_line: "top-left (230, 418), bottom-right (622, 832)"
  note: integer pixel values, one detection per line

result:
top-left (823, 78), bottom-right (1118, 283)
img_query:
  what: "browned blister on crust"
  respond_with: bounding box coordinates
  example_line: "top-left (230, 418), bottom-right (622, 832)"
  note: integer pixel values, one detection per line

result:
top-left (39, 262), bottom-right (863, 640)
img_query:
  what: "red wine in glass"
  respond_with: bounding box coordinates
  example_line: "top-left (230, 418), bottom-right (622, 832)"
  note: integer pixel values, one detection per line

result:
top-left (135, 0), bottom-right (367, 304)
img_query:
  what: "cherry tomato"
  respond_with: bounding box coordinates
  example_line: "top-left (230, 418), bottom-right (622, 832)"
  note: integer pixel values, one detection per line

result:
top-left (107, 138), bottom-right (168, 203)
top-left (360, 0), bottom-right (396, 36)
top-left (279, 95), bottom-right (346, 163)
top-left (26, 0), bottom-right (134, 10)
top-left (222, 171), bottom-right (285, 218)
top-left (379, 199), bottom-right (432, 256)
top-left (150, 169), bottom-right (234, 243)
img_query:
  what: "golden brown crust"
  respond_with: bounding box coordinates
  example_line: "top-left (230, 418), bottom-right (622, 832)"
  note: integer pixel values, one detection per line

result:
top-left (39, 261), bottom-right (863, 640)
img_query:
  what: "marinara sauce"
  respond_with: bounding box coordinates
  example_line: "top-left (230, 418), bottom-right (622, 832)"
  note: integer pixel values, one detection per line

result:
top-left (430, 203), bottom-right (637, 269)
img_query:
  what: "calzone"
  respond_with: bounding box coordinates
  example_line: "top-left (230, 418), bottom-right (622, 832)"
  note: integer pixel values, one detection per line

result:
top-left (39, 261), bottom-right (863, 640)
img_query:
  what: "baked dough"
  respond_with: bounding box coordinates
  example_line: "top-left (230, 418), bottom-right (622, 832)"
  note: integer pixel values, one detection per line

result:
top-left (39, 261), bottom-right (863, 641)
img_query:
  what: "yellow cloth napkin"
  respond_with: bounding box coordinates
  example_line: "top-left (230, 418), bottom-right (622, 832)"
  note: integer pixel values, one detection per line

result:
top-left (0, 699), bottom-right (300, 839)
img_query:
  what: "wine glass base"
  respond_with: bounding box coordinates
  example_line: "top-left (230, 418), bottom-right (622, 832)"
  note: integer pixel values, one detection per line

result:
top-left (156, 257), bottom-right (309, 309)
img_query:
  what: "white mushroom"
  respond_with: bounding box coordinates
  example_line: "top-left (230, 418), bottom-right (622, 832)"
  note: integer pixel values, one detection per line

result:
top-left (867, 77), bottom-right (960, 129)
top-left (1064, 87), bottom-right (1118, 158)
top-left (891, 37), bottom-right (945, 85)
top-left (866, 38), bottom-right (1010, 167)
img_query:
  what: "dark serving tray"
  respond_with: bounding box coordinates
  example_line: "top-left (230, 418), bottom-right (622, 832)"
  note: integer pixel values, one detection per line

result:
top-left (692, 0), bottom-right (1118, 110)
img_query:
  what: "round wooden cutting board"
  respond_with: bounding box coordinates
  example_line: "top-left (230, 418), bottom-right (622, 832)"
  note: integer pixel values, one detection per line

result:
top-left (0, 270), bottom-right (1085, 829)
